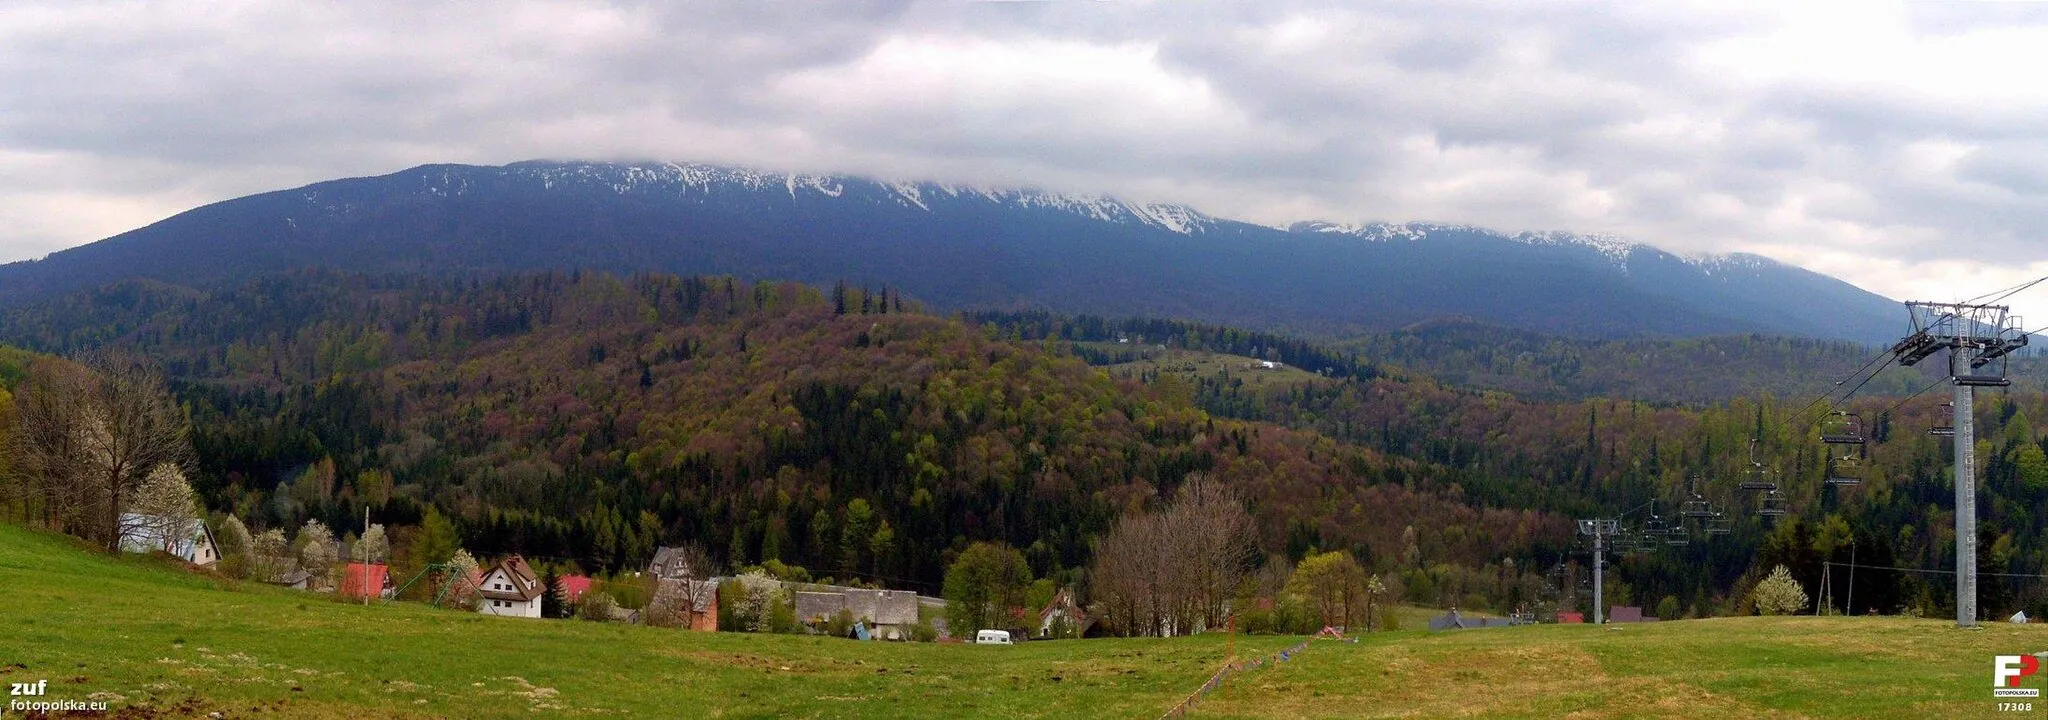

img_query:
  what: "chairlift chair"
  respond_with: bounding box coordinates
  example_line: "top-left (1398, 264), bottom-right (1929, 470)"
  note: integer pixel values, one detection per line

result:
top-left (1641, 514), bottom-right (1670, 536)
top-left (1929, 401), bottom-right (1956, 437)
top-left (1681, 475), bottom-right (1715, 517)
top-left (1704, 513), bottom-right (1733, 536)
top-left (1665, 525), bottom-right (1691, 546)
top-left (1820, 411), bottom-right (1866, 446)
top-left (1758, 491), bottom-right (1789, 517)
top-left (1825, 454), bottom-right (1864, 487)
top-left (1738, 438), bottom-right (1778, 491)
top-left (1737, 462), bottom-right (1778, 492)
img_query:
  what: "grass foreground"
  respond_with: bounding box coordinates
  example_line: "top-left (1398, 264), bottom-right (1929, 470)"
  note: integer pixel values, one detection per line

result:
top-left (3, 522), bottom-right (2047, 719)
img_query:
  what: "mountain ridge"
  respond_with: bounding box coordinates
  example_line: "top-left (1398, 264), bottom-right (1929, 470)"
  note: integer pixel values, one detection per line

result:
top-left (0, 160), bottom-right (1903, 341)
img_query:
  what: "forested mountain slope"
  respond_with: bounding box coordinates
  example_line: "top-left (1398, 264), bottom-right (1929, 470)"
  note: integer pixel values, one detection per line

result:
top-left (0, 271), bottom-right (1562, 593)
top-left (0, 161), bottom-right (1900, 341)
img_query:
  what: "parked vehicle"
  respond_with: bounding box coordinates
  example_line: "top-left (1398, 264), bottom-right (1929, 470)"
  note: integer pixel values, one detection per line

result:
top-left (974, 629), bottom-right (1013, 645)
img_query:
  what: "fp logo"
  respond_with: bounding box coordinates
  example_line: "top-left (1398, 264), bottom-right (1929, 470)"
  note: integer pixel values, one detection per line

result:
top-left (1995, 655), bottom-right (2042, 698)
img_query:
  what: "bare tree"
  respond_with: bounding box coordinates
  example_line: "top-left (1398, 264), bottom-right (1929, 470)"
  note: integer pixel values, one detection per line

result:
top-left (5, 354), bottom-right (190, 550)
top-left (1087, 474), bottom-right (1256, 637)
top-left (647, 543), bottom-right (718, 629)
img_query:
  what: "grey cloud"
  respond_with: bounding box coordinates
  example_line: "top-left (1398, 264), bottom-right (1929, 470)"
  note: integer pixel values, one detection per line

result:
top-left (1, 0), bottom-right (2045, 320)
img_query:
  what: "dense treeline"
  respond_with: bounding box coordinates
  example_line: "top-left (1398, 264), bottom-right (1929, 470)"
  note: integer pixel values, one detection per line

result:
top-left (0, 271), bottom-right (1560, 604)
top-left (1005, 308), bottom-right (2048, 619)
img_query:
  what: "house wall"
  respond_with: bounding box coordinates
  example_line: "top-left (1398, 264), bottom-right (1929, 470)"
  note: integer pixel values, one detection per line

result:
top-left (191, 534), bottom-right (218, 567)
top-left (690, 599), bottom-right (719, 632)
top-left (480, 596), bottom-right (542, 618)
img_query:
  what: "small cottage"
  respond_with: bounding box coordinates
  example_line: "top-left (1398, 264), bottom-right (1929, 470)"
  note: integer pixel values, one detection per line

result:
top-left (1035, 588), bottom-right (1089, 639)
top-left (794, 585), bottom-right (921, 640)
top-left (650, 578), bottom-right (720, 631)
top-left (338, 562), bottom-right (390, 600)
top-left (557, 575), bottom-right (594, 605)
top-left (117, 513), bottom-right (219, 567)
top-left (478, 555), bottom-right (545, 618)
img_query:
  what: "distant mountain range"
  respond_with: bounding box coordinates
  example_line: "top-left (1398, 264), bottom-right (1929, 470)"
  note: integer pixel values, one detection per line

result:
top-left (0, 161), bottom-right (1904, 341)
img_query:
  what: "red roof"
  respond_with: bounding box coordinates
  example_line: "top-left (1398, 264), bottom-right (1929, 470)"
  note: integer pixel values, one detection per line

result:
top-left (340, 563), bottom-right (389, 598)
top-left (559, 575), bottom-right (594, 602)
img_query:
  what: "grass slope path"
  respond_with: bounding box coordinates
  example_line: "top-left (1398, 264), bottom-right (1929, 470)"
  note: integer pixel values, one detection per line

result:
top-left (0, 524), bottom-right (1295, 719)
top-left (1188, 616), bottom-right (2048, 719)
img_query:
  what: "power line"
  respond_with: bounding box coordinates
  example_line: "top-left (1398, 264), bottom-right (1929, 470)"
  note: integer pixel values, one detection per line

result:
top-left (1828, 561), bottom-right (2048, 580)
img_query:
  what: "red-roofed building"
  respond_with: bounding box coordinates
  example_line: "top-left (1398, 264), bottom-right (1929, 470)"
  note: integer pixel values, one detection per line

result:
top-left (558, 575), bottom-right (594, 604)
top-left (339, 562), bottom-right (390, 600)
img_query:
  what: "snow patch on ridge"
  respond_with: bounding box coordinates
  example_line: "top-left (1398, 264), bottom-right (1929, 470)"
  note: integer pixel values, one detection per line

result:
top-left (478, 161), bottom-right (1217, 234)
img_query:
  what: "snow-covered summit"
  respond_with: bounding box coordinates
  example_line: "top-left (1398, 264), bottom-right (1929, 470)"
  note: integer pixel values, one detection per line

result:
top-left (1287, 220), bottom-right (1768, 271)
top-left (456, 161), bottom-right (1222, 235)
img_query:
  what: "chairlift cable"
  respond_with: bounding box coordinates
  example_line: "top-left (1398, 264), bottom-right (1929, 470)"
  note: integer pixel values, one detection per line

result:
top-left (1793, 344), bottom-right (1897, 423)
top-left (1980, 275), bottom-right (2048, 306)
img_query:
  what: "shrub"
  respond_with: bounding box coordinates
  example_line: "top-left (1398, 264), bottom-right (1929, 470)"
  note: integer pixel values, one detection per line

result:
top-left (1751, 565), bottom-right (1809, 616)
top-left (826, 608), bottom-right (856, 638)
top-left (579, 592), bottom-right (619, 622)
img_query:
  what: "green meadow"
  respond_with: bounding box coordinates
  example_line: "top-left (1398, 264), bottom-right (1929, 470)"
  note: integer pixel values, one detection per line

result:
top-left (2, 521), bottom-right (2043, 719)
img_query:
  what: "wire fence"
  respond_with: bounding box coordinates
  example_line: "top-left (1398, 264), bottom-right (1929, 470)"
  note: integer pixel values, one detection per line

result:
top-left (1158, 634), bottom-right (1342, 719)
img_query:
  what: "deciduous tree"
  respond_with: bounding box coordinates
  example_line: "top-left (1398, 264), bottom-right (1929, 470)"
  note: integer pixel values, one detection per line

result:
top-left (944, 541), bottom-right (1031, 634)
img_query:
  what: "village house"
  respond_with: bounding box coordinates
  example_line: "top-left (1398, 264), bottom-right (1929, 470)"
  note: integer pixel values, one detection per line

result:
top-left (338, 562), bottom-right (390, 600)
top-left (793, 586), bottom-right (921, 640)
top-left (557, 575), bottom-right (594, 605)
top-left (477, 555), bottom-right (545, 618)
top-left (1035, 588), bottom-right (1091, 639)
top-left (650, 578), bottom-right (720, 631)
top-left (117, 513), bottom-right (219, 567)
top-left (647, 546), bottom-right (703, 580)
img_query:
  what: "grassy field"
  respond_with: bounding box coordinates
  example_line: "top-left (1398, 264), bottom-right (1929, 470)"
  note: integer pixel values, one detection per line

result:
top-left (0, 523), bottom-right (1295, 718)
top-left (1084, 343), bottom-right (1329, 391)
top-left (4, 522), bottom-right (2047, 719)
top-left (1191, 614), bottom-right (2048, 719)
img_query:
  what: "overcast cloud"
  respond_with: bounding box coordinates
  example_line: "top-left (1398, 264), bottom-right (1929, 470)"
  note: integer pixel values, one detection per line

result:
top-left (4, 0), bottom-right (2047, 323)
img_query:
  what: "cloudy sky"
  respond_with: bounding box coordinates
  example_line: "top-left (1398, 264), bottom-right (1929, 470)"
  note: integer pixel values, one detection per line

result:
top-left (4, 0), bottom-right (2048, 322)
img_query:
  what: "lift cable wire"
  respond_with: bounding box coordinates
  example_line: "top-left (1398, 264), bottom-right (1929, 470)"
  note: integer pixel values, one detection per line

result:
top-left (1874, 374), bottom-right (1953, 421)
top-left (1979, 275), bottom-right (2048, 306)
top-left (1826, 560), bottom-right (2048, 580)
top-left (1793, 343), bottom-right (1899, 423)
top-left (1964, 275), bottom-right (2044, 305)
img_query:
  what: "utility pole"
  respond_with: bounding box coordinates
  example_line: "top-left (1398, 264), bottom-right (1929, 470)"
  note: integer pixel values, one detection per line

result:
top-left (1889, 301), bottom-right (2026, 628)
top-left (363, 506), bottom-right (371, 607)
